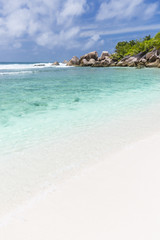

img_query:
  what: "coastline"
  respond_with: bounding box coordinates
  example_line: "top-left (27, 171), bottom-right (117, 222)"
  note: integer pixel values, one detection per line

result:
top-left (0, 6), bottom-right (160, 240)
top-left (66, 50), bottom-right (160, 68)
top-left (65, 32), bottom-right (160, 68)
top-left (1, 133), bottom-right (160, 240)
top-left (1, 64), bottom-right (160, 239)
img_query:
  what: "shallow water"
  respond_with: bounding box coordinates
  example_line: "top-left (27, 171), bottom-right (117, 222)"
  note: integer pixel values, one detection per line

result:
top-left (0, 64), bottom-right (160, 216)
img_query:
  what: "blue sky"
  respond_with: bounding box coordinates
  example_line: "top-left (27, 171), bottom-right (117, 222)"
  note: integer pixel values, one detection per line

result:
top-left (0, 0), bottom-right (160, 62)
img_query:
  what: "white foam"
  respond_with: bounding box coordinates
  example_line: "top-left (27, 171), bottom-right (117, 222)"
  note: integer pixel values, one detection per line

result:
top-left (0, 62), bottom-right (71, 71)
top-left (0, 64), bottom-right (35, 70)
top-left (57, 63), bottom-right (73, 68)
top-left (0, 71), bottom-right (33, 75)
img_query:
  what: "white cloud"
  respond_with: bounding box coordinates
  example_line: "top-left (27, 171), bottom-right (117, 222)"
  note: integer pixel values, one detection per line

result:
top-left (83, 34), bottom-right (100, 50)
top-left (144, 3), bottom-right (158, 19)
top-left (0, 0), bottom-right (87, 48)
top-left (5, 9), bottom-right (30, 37)
top-left (0, 0), bottom-right (159, 52)
top-left (81, 24), bottom-right (160, 38)
top-left (57, 0), bottom-right (87, 25)
top-left (79, 23), bottom-right (160, 51)
top-left (36, 27), bottom-right (80, 48)
top-left (96, 0), bottom-right (158, 21)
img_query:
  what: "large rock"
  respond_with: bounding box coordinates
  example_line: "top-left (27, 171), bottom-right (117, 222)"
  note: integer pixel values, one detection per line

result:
top-left (63, 60), bottom-right (68, 64)
top-left (100, 60), bottom-right (110, 67)
top-left (146, 50), bottom-right (155, 60)
top-left (80, 58), bottom-right (96, 66)
top-left (117, 60), bottom-right (124, 66)
top-left (80, 51), bottom-right (98, 62)
top-left (110, 62), bottom-right (117, 67)
top-left (117, 52), bottom-right (146, 67)
top-left (80, 59), bottom-right (89, 66)
top-left (146, 59), bottom-right (160, 67)
top-left (146, 49), bottom-right (159, 62)
top-left (52, 61), bottom-right (59, 66)
top-left (99, 57), bottom-right (112, 66)
top-left (149, 55), bottom-right (157, 62)
top-left (88, 58), bottom-right (96, 66)
top-left (127, 52), bottom-right (146, 66)
top-left (92, 61), bottom-right (102, 67)
top-left (80, 56), bottom-right (113, 67)
top-left (127, 56), bottom-right (139, 66)
top-left (135, 51), bottom-right (147, 59)
top-left (34, 64), bottom-right (45, 67)
top-left (139, 58), bottom-right (147, 64)
top-left (99, 51), bottom-right (110, 61)
top-left (136, 63), bottom-right (145, 69)
top-left (121, 55), bottom-right (131, 61)
top-left (117, 56), bottom-right (131, 66)
top-left (67, 56), bottom-right (79, 66)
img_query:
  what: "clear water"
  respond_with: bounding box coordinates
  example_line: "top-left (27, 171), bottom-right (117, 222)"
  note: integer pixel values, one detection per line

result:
top-left (0, 63), bottom-right (160, 217)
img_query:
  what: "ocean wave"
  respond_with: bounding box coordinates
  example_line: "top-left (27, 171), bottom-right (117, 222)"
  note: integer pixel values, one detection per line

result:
top-left (56, 63), bottom-right (73, 68)
top-left (0, 62), bottom-right (71, 70)
top-left (0, 64), bottom-right (35, 70)
top-left (0, 71), bottom-right (33, 75)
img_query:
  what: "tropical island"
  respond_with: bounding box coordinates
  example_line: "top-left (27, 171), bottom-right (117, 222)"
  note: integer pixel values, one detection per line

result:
top-left (65, 32), bottom-right (160, 68)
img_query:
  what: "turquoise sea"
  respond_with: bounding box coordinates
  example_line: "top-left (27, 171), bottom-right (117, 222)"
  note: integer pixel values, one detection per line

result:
top-left (0, 63), bottom-right (160, 218)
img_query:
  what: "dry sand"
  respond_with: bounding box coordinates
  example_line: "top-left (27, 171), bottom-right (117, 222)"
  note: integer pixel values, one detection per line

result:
top-left (1, 134), bottom-right (160, 240)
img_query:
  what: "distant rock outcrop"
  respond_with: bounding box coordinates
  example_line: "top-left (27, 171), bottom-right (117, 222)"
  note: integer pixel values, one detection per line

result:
top-left (67, 56), bottom-right (79, 66)
top-left (63, 60), bottom-right (68, 64)
top-left (79, 51), bottom-right (114, 67)
top-left (59, 48), bottom-right (160, 68)
top-left (98, 51), bottom-right (110, 61)
top-left (52, 61), bottom-right (59, 66)
top-left (34, 64), bottom-right (45, 67)
top-left (80, 51), bottom-right (98, 63)
top-left (117, 52), bottom-right (146, 67)
top-left (145, 59), bottom-right (160, 68)
top-left (117, 49), bottom-right (160, 68)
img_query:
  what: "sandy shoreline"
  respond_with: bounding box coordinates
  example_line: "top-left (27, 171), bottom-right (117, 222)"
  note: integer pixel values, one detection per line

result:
top-left (1, 134), bottom-right (160, 240)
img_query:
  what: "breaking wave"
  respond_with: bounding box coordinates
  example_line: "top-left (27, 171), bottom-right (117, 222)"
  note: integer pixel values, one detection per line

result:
top-left (0, 62), bottom-right (69, 71)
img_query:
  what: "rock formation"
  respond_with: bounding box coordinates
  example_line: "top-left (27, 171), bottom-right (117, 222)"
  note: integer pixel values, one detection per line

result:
top-left (80, 51), bottom-right (98, 62)
top-left (117, 49), bottom-right (160, 68)
top-left (62, 48), bottom-right (160, 68)
top-left (98, 51), bottom-right (110, 61)
top-left (63, 60), bottom-right (68, 64)
top-left (52, 61), bottom-right (59, 66)
top-left (67, 56), bottom-right (79, 66)
top-left (78, 51), bottom-right (114, 67)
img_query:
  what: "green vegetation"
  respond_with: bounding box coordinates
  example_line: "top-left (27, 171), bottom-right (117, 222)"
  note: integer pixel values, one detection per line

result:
top-left (112, 32), bottom-right (160, 61)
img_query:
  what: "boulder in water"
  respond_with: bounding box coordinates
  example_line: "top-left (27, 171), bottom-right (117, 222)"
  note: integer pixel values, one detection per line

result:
top-left (34, 64), bottom-right (45, 67)
top-left (67, 56), bottom-right (79, 66)
top-left (52, 61), bottom-right (59, 66)
top-left (146, 59), bottom-right (160, 67)
top-left (80, 59), bottom-right (89, 66)
top-left (99, 51), bottom-right (110, 61)
top-left (63, 60), bottom-right (68, 64)
top-left (146, 49), bottom-right (159, 62)
top-left (80, 51), bottom-right (98, 63)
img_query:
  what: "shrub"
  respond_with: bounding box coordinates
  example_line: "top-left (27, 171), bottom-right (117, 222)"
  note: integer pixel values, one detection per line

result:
top-left (112, 32), bottom-right (160, 60)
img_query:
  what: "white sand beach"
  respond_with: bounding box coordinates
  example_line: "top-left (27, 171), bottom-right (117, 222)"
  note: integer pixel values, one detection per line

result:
top-left (1, 133), bottom-right (160, 240)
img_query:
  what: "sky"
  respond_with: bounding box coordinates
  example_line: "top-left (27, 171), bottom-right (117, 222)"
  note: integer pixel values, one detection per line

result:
top-left (0, 0), bottom-right (160, 62)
